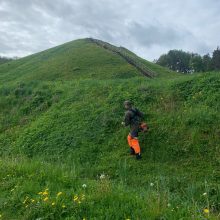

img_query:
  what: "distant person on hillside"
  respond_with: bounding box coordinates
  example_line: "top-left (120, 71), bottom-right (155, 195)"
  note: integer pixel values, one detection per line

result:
top-left (122, 101), bottom-right (148, 160)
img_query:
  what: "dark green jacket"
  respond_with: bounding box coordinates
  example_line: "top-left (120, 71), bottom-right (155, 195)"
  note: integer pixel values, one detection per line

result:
top-left (124, 108), bottom-right (144, 129)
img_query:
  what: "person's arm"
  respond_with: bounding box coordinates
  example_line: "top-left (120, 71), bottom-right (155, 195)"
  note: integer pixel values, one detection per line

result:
top-left (124, 111), bottom-right (131, 126)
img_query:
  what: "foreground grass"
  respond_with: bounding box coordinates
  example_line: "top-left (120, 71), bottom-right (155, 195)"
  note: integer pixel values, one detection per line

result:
top-left (0, 156), bottom-right (219, 219)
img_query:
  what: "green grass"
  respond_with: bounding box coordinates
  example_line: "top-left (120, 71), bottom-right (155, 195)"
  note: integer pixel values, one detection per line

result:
top-left (0, 39), bottom-right (219, 219)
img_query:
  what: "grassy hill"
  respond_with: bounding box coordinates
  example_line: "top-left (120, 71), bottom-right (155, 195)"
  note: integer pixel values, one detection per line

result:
top-left (0, 39), bottom-right (219, 219)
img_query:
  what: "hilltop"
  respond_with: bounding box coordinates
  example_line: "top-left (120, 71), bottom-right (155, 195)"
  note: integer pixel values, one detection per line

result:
top-left (0, 39), bottom-right (219, 219)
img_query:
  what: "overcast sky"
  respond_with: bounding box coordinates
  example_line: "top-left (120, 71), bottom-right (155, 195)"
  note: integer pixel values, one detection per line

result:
top-left (0, 0), bottom-right (220, 60)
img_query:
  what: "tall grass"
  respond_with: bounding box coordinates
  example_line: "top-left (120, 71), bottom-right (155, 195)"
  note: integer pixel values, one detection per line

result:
top-left (0, 39), bottom-right (219, 219)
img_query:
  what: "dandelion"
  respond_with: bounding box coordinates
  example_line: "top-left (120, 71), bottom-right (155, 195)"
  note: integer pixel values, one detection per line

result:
top-left (57, 192), bottom-right (63, 197)
top-left (43, 197), bottom-right (49, 202)
top-left (203, 208), bottom-right (209, 214)
top-left (42, 191), bottom-right (49, 196)
top-left (82, 184), bottom-right (87, 188)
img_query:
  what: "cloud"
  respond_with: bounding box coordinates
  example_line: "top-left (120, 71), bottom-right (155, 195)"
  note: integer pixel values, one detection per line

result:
top-left (0, 0), bottom-right (220, 60)
top-left (127, 22), bottom-right (183, 47)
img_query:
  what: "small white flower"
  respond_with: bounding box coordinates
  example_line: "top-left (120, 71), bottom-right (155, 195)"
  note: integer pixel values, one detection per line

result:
top-left (167, 203), bottom-right (171, 207)
top-left (82, 184), bottom-right (87, 188)
top-left (150, 182), bottom-right (154, 187)
top-left (100, 174), bottom-right (105, 180)
top-left (203, 192), bottom-right (207, 196)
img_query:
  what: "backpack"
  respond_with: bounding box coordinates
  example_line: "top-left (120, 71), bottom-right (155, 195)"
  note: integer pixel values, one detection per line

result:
top-left (129, 108), bottom-right (141, 125)
top-left (130, 108), bottom-right (149, 132)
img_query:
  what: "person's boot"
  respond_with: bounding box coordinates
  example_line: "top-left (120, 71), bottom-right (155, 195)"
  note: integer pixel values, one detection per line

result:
top-left (136, 153), bottom-right (142, 160)
top-left (130, 147), bottom-right (135, 155)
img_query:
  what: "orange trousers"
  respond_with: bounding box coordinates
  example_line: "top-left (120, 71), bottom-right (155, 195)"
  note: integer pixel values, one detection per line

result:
top-left (127, 134), bottom-right (141, 154)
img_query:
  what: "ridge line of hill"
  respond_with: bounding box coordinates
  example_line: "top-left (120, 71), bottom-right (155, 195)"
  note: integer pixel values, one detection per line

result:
top-left (86, 38), bottom-right (156, 78)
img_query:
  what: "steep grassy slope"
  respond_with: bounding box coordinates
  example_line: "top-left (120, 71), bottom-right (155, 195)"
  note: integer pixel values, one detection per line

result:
top-left (0, 39), bottom-right (219, 219)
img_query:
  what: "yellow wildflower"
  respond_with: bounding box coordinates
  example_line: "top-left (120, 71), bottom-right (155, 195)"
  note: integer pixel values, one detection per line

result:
top-left (38, 192), bottom-right (43, 195)
top-left (23, 197), bottom-right (29, 204)
top-left (57, 192), bottom-right (63, 197)
top-left (42, 191), bottom-right (48, 196)
top-left (43, 197), bottom-right (49, 202)
top-left (74, 195), bottom-right (78, 201)
top-left (204, 208), bottom-right (209, 214)
top-left (52, 202), bottom-right (55, 206)
top-left (31, 199), bottom-right (35, 203)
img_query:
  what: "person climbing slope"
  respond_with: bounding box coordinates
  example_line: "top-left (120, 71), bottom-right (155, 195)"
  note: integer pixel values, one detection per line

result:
top-left (122, 100), bottom-right (148, 160)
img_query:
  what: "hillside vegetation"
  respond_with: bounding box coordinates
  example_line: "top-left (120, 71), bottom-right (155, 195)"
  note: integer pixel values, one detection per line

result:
top-left (0, 57), bottom-right (13, 65)
top-left (0, 39), bottom-right (219, 219)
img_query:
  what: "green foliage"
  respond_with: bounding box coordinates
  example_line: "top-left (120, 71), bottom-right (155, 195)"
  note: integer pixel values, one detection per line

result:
top-left (156, 50), bottom-right (192, 73)
top-left (203, 54), bottom-right (212, 72)
top-left (212, 47), bottom-right (220, 70)
top-left (0, 39), bottom-right (219, 219)
top-left (190, 55), bottom-right (204, 72)
top-left (156, 48), bottom-right (220, 73)
top-left (0, 56), bottom-right (13, 65)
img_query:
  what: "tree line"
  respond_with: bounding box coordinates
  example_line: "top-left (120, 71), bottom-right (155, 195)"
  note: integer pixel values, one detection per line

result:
top-left (155, 47), bottom-right (220, 73)
top-left (0, 56), bottom-right (14, 65)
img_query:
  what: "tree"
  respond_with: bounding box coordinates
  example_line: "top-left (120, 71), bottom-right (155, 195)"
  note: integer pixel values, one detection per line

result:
top-left (190, 54), bottom-right (204, 72)
top-left (156, 50), bottom-right (192, 73)
top-left (211, 47), bottom-right (220, 70)
top-left (0, 56), bottom-right (13, 65)
top-left (202, 54), bottom-right (212, 71)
